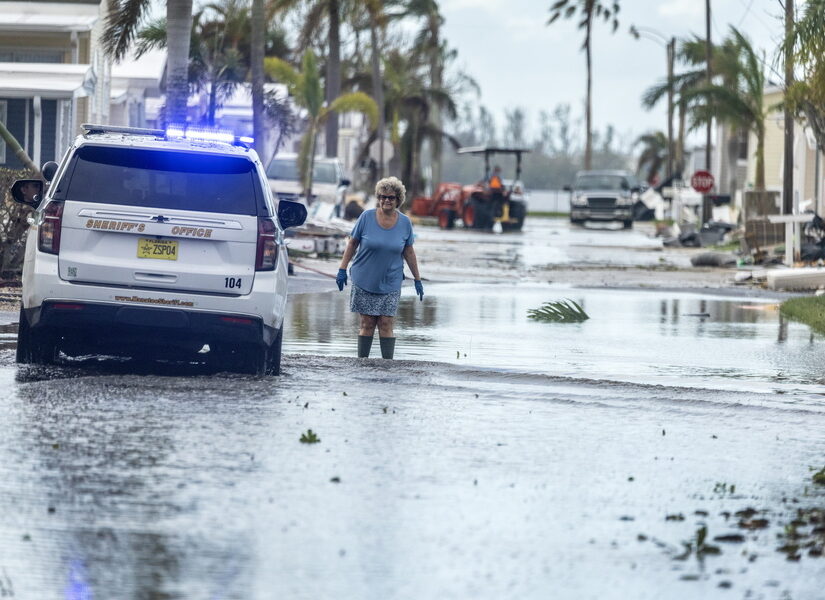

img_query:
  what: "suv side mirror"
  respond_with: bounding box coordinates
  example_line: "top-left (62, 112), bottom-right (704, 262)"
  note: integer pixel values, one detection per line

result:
top-left (10, 179), bottom-right (43, 208)
top-left (339, 178), bottom-right (351, 187)
top-left (278, 199), bottom-right (307, 229)
top-left (42, 161), bottom-right (59, 182)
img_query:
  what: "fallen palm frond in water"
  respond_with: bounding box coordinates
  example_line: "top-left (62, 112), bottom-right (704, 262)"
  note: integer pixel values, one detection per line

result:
top-left (527, 299), bottom-right (589, 323)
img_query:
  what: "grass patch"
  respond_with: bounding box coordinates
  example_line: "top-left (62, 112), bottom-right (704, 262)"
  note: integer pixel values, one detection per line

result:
top-left (528, 211), bottom-right (569, 218)
top-left (708, 240), bottom-right (741, 252)
top-left (780, 296), bottom-right (825, 335)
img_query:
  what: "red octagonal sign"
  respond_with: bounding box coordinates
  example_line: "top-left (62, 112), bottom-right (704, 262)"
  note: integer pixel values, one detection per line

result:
top-left (691, 170), bottom-right (715, 194)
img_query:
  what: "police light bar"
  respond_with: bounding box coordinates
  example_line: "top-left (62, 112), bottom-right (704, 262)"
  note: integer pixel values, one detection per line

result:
top-left (165, 125), bottom-right (253, 146)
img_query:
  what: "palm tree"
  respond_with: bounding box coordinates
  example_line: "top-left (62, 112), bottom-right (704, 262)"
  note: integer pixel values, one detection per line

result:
top-left (265, 50), bottom-right (378, 200)
top-left (103, 0), bottom-right (194, 125)
top-left (379, 48), bottom-right (458, 197)
top-left (136, 6), bottom-right (248, 126)
top-left (641, 69), bottom-right (706, 176)
top-left (785, 0), bottom-right (825, 152)
top-left (547, 0), bottom-right (620, 170)
top-left (634, 131), bottom-right (669, 184)
top-left (396, 0), bottom-right (446, 184)
top-left (251, 0), bottom-right (265, 155)
top-left (275, 0), bottom-right (344, 158)
top-left (683, 27), bottom-right (769, 190)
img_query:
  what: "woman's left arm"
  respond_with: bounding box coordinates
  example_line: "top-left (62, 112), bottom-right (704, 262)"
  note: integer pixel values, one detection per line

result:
top-left (402, 245), bottom-right (421, 280)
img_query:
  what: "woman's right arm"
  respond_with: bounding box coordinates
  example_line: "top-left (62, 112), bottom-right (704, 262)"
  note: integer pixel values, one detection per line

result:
top-left (339, 238), bottom-right (359, 270)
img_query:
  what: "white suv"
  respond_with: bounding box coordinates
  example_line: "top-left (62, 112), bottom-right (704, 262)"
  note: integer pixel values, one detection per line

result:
top-left (265, 153), bottom-right (350, 208)
top-left (10, 124), bottom-right (307, 375)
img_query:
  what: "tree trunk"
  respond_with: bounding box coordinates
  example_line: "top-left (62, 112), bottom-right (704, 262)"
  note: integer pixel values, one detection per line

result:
top-left (207, 78), bottom-right (218, 126)
top-left (755, 126), bottom-right (765, 191)
top-left (583, 15), bottom-right (593, 170)
top-left (324, 0), bottom-right (341, 158)
top-left (369, 15), bottom-right (385, 179)
top-left (783, 0), bottom-right (794, 213)
top-left (306, 124), bottom-right (317, 202)
top-left (429, 13), bottom-right (443, 187)
top-left (165, 0), bottom-right (194, 125)
top-left (676, 100), bottom-right (686, 175)
top-left (251, 0), bottom-right (266, 157)
top-left (0, 121), bottom-right (39, 174)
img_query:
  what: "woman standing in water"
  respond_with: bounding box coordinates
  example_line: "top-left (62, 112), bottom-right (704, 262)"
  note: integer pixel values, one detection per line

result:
top-left (336, 176), bottom-right (424, 359)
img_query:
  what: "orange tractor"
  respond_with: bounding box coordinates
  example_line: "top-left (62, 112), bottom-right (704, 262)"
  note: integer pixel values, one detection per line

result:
top-left (410, 146), bottom-right (529, 231)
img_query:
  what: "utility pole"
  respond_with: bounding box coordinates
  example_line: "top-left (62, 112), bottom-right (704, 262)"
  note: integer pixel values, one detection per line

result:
top-left (783, 0), bottom-right (795, 214)
top-left (667, 37), bottom-right (675, 179)
top-left (703, 0), bottom-right (713, 224)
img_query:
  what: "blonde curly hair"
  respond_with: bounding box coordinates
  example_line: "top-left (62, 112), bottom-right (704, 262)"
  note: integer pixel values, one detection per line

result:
top-left (375, 176), bottom-right (406, 208)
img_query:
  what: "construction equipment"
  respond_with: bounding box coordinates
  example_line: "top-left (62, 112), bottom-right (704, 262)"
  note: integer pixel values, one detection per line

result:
top-left (410, 146), bottom-right (529, 231)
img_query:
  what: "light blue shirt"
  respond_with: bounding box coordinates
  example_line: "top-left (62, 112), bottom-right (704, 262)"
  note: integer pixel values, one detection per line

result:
top-left (350, 209), bottom-right (414, 294)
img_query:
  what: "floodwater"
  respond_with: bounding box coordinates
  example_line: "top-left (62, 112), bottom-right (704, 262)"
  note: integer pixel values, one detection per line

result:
top-left (287, 283), bottom-right (825, 397)
top-left (2, 218), bottom-right (825, 599)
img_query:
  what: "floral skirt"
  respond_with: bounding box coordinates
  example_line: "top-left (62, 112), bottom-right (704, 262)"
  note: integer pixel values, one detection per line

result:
top-left (350, 284), bottom-right (401, 316)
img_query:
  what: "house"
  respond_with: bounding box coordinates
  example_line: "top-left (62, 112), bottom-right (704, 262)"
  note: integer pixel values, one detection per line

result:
top-left (0, 0), bottom-right (162, 171)
top-left (742, 86), bottom-right (823, 216)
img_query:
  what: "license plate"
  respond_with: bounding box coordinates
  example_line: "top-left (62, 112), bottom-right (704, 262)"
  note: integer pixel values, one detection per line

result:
top-left (137, 238), bottom-right (178, 260)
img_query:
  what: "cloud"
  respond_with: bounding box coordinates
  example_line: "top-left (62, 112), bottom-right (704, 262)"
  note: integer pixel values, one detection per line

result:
top-left (657, 0), bottom-right (703, 19)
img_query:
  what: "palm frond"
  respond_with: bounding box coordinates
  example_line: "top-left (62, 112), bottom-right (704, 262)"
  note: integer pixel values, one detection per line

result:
top-left (324, 91), bottom-right (379, 129)
top-left (527, 299), bottom-right (589, 323)
top-left (264, 56), bottom-right (300, 90)
top-left (103, 0), bottom-right (151, 60)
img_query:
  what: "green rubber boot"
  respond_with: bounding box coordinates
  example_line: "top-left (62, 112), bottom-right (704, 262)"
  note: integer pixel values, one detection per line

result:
top-left (379, 336), bottom-right (396, 359)
top-left (357, 335), bottom-right (373, 358)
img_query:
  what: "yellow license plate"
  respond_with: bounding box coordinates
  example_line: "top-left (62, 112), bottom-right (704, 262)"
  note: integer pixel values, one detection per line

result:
top-left (137, 238), bottom-right (179, 260)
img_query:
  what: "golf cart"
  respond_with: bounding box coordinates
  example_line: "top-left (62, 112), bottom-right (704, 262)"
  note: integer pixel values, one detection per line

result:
top-left (410, 146), bottom-right (530, 231)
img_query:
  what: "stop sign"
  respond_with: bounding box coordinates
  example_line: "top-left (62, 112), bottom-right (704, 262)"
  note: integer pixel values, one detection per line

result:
top-left (691, 170), bottom-right (715, 194)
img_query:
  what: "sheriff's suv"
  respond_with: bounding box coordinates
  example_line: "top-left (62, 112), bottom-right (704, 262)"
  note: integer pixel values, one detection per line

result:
top-left (10, 124), bottom-right (307, 375)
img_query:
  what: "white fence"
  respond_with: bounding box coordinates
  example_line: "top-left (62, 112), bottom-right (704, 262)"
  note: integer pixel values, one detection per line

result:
top-left (528, 190), bottom-right (570, 214)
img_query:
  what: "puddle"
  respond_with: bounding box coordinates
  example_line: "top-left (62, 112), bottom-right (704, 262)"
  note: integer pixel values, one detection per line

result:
top-left (285, 283), bottom-right (825, 396)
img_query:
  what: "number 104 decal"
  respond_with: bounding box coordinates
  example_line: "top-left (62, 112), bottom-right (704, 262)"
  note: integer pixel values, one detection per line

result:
top-left (225, 277), bottom-right (242, 289)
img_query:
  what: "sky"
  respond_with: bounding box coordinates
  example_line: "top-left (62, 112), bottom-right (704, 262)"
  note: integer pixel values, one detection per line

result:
top-left (438, 0), bottom-right (784, 146)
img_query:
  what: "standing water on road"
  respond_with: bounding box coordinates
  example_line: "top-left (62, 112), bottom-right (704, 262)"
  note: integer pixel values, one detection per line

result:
top-left (286, 283), bottom-right (825, 397)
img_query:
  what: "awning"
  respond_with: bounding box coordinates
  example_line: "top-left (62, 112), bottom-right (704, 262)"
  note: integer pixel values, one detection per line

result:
top-left (0, 2), bottom-right (98, 32)
top-left (0, 62), bottom-right (91, 98)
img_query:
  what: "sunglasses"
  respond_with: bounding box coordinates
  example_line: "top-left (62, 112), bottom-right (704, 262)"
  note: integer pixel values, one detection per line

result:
top-left (377, 194), bottom-right (397, 201)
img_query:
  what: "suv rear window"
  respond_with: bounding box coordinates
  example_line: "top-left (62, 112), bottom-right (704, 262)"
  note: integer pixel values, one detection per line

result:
top-left (54, 146), bottom-right (263, 215)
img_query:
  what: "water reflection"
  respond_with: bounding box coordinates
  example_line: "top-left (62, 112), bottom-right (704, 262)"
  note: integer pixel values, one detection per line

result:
top-left (285, 284), bottom-right (824, 394)
top-left (6, 378), bottom-right (267, 599)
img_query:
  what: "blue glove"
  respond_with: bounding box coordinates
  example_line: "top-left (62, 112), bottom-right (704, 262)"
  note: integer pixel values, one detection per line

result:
top-left (414, 279), bottom-right (424, 301)
top-left (336, 268), bottom-right (347, 291)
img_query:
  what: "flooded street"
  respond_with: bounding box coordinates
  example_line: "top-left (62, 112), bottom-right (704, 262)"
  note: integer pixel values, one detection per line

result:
top-left (2, 218), bottom-right (825, 599)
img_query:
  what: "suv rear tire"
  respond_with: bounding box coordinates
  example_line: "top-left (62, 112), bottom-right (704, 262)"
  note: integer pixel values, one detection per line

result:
top-left (16, 307), bottom-right (58, 365)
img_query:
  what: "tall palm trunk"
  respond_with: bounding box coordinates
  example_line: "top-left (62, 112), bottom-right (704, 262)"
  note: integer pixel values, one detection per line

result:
top-left (306, 124), bottom-right (318, 202)
top-left (369, 15), bottom-right (385, 179)
top-left (754, 125), bottom-right (765, 191)
top-left (324, 0), bottom-right (341, 157)
top-left (429, 14), bottom-right (443, 187)
top-left (583, 13), bottom-right (593, 170)
top-left (207, 78), bottom-right (218, 125)
top-left (165, 0), bottom-right (194, 125)
top-left (676, 100), bottom-right (686, 175)
top-left (251, 0), bottom-right (266, 156)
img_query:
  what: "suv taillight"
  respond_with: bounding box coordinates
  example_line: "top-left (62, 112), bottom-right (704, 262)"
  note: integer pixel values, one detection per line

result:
top-left (255, 217), bottom-right (278, 271)
top-left (38, 201), bottom-right (64, 254)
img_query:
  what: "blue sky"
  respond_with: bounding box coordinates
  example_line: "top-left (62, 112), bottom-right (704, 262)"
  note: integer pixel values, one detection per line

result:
top-left (439, 0), bottom-right (782, 145)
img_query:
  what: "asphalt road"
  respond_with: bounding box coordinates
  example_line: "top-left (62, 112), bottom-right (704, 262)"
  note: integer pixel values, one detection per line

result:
top-left (1, 217), bottom-right (823, 599)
